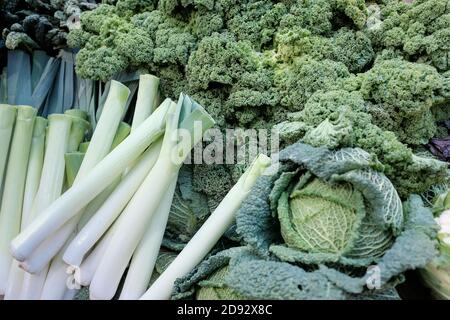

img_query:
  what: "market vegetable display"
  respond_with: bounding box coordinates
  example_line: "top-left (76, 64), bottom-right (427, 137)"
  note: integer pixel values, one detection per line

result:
top-left (66, 0), bottom-right (450, 210)
top-left (171, 143), bottom-right (439, 299)
top-left (0, 0), bottom-right (449, 301)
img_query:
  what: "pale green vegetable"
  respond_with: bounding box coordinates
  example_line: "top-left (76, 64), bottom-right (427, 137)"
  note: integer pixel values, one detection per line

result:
top-left (77, 121), bottom-right (131, 229)
top-left (111, 122), bottom-right (132, 149)
top-left (20, 113), bottom-right (72, 299)
top-left (78, 142), bottom-right (90, 153)
top-left (41, 154), bottom-right (84, 301)
top-left (4, 116), bottom-right (47, 300)
top-left (11, 96), bottom-right (168, 264)
top-left (132, 75), bottom-right (160, 132)
top-left (90, 94), bottom-right (215, 300)
top-left (26, 115), bottom-right (72, 228)
top-left (65, 112), bottom-right (90, 153)
top-left (21, 117), bottom-right (48, 229)
top-left (11, 81), bottom-right (131, 268)
top-left (64, 153), bottom-right (85, 189)
top-left (73, 228), bottom-right (114, 287)
top-left (64, 109), bottom-right (88, 121)
top-left (0, 105), bottom-right (36, 295)
top-left (141, 153), bottom-right (271, 300)
top-left (0, 104), bottom-right (16, 204)
top-left (119, 177), bottom-right (177, 300)
top-left (63, 138), bottom-right (163, 267)
top-left (40, 235), bottom-right (76, 300)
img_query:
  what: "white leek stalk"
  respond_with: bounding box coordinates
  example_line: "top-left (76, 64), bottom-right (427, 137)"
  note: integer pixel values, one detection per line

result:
top-left (40, 236), bottom-right (75, 300)
top-left (21, 117), bottom-right (47, 231)
top-left (26, 114), bottom-right (72, 226)
top-left (39, 152), bottom-right (84, 300)
top-left (141, 154), bottom-right (272, 300)
top-left (20, 114), bottom-right (72, 299)
top-left (74, 228), bottom-right (114, 286)
top-left (23, 119), bottom-right (132, 273)
top-left (0, 104), bottom-right (16, 203)
top-left (65, 111), bottom-right (90, 153)
top-left (75, 81), bottom-right (129, 182)
top-left (90, 94), bottom-right (215, 300)
top-left (132, 74), bottom-right (159, 131)
top-left (4, 117), bottom-right (47, 300)
top-left (40, 121), bottom-right (132, 300)
top-left (11, 81), bottom-right (132, 263)
top-left (63, 138), bottom-right (163, 267)
top-left (0, 105), bottom-right (36, 294)
top-left (122, 74), bottom-right (159, 177)
top-left (119, 178), bottom-right (177, 300)
top-left (77, 122), bottom-right (131, 228)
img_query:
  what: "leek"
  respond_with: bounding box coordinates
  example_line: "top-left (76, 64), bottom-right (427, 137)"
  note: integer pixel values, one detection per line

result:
top-left (119, 177), bottom-right (177, 300)
top-left (90, 94), bottom-right (215, 300)
top-left (63, 138), bottom-right (163, 267)
top-left (18, 109), bottom-right (130, 274)
top-left (0, 104), bottom-right (17, 203)
top-left (78, 142), bottom-right (90, 153)
top-left (20, 114), bottom-right (72, 299)
top-left (0, 105), bottom-right (36, 295)
top-left (77, 122), bottom-right (131, 229)
top-left (73, 229), bottom-right (114, 287)
top-left (65, 111), bottom-right (90, 153)
top-left (11, 81), bottom-right (131, 264)
top-left (20, 117), bottom-right (48, 229)
top-left (64, 153), bottom-right (85, 188)
top-left (4, 117), bottom-right (47, 300)
top-left (141, 154), bottom-right (272, 300)
top-left (131, 75), bottom-right (159, 131)
top-left (64, 77), bottom-right (159, 266)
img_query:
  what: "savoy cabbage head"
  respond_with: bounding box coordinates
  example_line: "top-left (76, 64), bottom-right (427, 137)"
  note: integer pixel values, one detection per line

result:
top-left (173, 142), bottom-right (439, 300)
top-left (240, 142), bottom-right (405, 266)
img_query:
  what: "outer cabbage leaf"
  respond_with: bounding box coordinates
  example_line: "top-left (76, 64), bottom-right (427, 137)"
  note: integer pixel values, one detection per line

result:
top-left (238, 142), bottom-right (402, 265)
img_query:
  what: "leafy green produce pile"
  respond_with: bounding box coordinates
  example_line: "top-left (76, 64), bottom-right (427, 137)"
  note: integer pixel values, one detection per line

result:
top-left (68, 0), bottom-right (450, 216)
top-left (172, 143), bottom-right (440, 299)
top-left (64, 0), bottom-right (450, 300)
top-left (1, 0), bottom-right (450, 301)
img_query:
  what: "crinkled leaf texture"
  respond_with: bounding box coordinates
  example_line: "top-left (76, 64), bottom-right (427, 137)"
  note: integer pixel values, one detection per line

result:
top-left (173, 247), bottom-right (364, 300)
top-left (237, 142), bottom-right (403, 266)
top-left (173, 246), bottom-right (403, 300)
top-left (173, 194), bottom-right (437, 300)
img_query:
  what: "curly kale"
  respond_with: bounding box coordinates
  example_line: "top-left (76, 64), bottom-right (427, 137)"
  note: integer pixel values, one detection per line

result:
top-left (273, 56), bottom-right (351, 111)
top-left (135, 10), bottom-right (197, 65)
top-left (358, 59), bottom-right (450, 145)
top-left (225, 69), bottom-right (281, 127)
top-left (284, 89), bottom-right (448, 197)
top-left (70, 5), bottom-right (197, 81)
top-left (226, 1), bottom-right (287, 50)
top-left (187, 33), bottom-right (259, 90)
top-left (370, 0), bottom-right (450, 72)
top-left (65, 0), bottom-right (450, 223)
